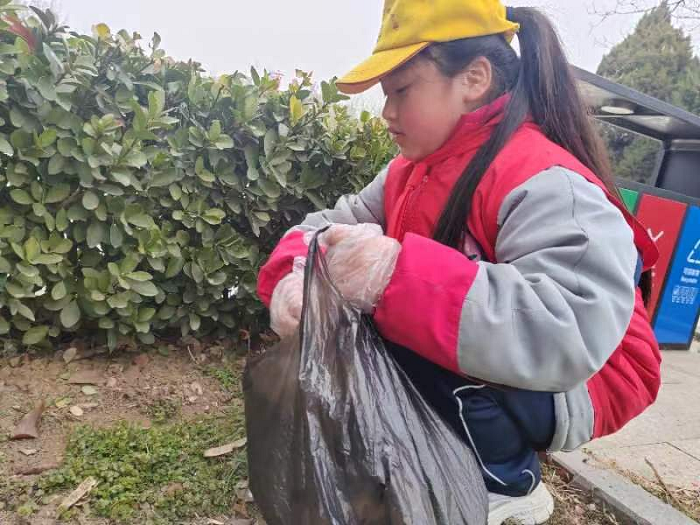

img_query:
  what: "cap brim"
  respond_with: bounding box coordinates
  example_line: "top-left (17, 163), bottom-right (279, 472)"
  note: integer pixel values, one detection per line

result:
top-left (337, 41), bottom-right (430, 95)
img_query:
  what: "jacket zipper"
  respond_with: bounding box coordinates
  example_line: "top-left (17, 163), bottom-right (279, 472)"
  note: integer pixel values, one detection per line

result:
top-left (398, 171), bottom-right (430, 240)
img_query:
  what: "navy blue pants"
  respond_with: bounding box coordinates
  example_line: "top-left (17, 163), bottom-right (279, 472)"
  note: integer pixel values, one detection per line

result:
top-left (386, 341), bottom-right (556, 497)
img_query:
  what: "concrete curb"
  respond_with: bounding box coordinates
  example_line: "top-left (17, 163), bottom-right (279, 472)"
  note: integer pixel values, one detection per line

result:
top-left (552, 451), bottom-right (698, 525)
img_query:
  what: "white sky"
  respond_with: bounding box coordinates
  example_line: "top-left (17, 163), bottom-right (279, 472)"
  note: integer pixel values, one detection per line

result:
top-left (58, 0), bottom-right (698, 109)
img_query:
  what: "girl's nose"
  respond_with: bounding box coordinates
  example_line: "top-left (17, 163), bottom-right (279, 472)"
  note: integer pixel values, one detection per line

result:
top-left (382, 97), bottom-right (397, 123)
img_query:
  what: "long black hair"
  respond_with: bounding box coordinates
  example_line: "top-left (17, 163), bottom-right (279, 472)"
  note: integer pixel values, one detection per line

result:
top-left (424, 7), bottom-right (652, 302)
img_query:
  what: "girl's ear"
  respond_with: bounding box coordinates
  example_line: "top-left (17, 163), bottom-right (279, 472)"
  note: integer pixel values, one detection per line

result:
top-left (460, 56), bottom-right (493, 107)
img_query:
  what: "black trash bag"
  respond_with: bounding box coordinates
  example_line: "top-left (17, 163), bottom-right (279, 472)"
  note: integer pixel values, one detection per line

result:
top-left (244, 232), bottom-right (488, 525)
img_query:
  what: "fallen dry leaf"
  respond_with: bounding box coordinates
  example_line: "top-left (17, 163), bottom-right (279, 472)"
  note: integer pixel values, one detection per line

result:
top-left (81, 385), bottom-right (98, 396)
top-left (70, 406), bottom-right (84, 417)
top-left (68, 370), bottom-right (103, 385)
top-left (11, 400), bottom-right (46, 440)
top-left (54, 397), bottom-right (71, 408)
top-left (19, 448), bottom-right (38, 456)
top-left (15, 461), bottom-right (61, 476)
top-left (203, 437), bottom-right (247, 458)
top-left (237, 489), bottom-right (255, 503)
top-left (57, 477), bottom-right (98, 514)
top-left (63, 347), bottom-right (78, 364)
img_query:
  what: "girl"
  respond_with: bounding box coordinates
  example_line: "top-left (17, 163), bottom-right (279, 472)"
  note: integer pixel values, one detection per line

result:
top-left (257, 1), bottom-right (662, 523)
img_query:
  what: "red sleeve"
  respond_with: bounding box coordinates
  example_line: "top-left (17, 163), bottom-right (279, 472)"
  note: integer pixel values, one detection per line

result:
top-left (373, 233), bottom-right (480, 375)
top-left (257, 230), bottom-right (308, 307)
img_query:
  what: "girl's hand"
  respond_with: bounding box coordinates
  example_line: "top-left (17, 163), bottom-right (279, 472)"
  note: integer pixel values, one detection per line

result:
top-left (322, 224), bottom-right (401, 312)
top-left (269, 257), bottom-right (305, 338)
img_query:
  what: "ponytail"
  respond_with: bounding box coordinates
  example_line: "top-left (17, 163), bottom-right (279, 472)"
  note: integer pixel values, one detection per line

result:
top-left (426, 7), bottom-right (652, 302)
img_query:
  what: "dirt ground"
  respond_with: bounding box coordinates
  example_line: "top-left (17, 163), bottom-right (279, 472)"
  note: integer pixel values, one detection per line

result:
top-left (0, 339), bottom-right (624, 525)
top-left (0, 339), bottom-right (257, 525)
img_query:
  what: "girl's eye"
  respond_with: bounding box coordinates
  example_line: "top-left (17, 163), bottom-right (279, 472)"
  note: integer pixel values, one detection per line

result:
top-left (396, 85), bottom-right (410, 95)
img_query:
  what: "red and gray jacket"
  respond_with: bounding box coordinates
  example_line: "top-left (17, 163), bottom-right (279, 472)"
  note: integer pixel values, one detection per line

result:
top-left (257, 95), bottom-right (662, 452)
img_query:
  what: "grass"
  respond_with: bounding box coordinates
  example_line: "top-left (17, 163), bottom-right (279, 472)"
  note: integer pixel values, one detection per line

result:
top-left (586, 453), bottom-right (700, 523)
top-left (36, 408), bottom-right (248, 523)
top-left (506, 462), bottom-right (623, 525)
top-left (204, 363), bottom-right (243, 395)
top-left (145, 397), bottom-right (182, 425)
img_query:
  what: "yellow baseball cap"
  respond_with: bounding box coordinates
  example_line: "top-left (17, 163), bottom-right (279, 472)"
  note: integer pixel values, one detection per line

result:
top-left (337, 0), bottom-right (519, 94)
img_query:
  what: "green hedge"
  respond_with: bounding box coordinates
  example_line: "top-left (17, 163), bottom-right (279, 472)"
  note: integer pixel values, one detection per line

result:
top-left (0, 3), bottom-right (396, 350)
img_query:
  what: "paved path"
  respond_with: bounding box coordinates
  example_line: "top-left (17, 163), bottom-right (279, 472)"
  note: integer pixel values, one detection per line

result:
top-left (581, 349), bottom-right (700, 490)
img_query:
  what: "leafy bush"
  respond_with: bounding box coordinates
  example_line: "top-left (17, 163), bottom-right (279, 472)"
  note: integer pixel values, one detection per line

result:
top-left (0, 3), bottom-right (396, 350)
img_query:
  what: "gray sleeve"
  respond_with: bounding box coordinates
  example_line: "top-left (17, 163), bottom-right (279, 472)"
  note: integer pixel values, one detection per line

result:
top-left (293, 166), bottom-right (388, 232)
top-left (457, 167), bottom-right (637, 392)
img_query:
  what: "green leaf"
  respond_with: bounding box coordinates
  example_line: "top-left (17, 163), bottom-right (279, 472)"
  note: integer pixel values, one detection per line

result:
top-left (36, 75), bottom-right (56, 101)
top-left (0, 316), bottom-right (9, 335)
top-left (99, 317), bottom-right (115, 329)
top-left (208, 120), bottom-right (221, 141)
top-left (127, 213), bottom-right (154, 229)
top-left (124, 150), bottom-right (147, 168)
top-left (51, 281), bottom-right (67, 301)
top-left (23, 325), bottom-right (49, 345)
top-left (124, 271), bottom-right (152, 281)
top-left (60, 300), bottom-right (81, 328)
top-left (43, 43), bottom-right (64, 77)
top-left (38, 128), bottom-right (57, 148)
top-left (13, 300), bottom-right (35, 321)
top-left (82, 191), bottom-right (99, 210)
top-left (202, 208), bottom-right (225, 225)
top-left (33, 253), bottom-right (64, 265)
top-left (300, 166), bottom-right (325, 189)
top-left (110, 224), bottom-right (123, 247)
top-left (56, 209), bottom-right (69, 232)
top-left (0, 136), bottom-right (13, 156)
top-left (5, 280), bottom-right (27, 298)
top-left (107, 292), bottom-right (130, 309)
top-left (264, 129), bottom-right (278, 156)
top-left (127, 279), bottom-right (158, 297)
top-left (47, 154), bottom-right (65, 175)
top-left (10, 189), bottom-right (33, 205)
top-left (87, 221), bottom-right (105, 248)
top-left (150, 169), bottom-right (178, 187)
top-left (45, 183), bottom-right (71, 203)
top-left (16, 262), bottom-right (38, 278)
top-left (138, 307), bottom-right (156, 322)
top-left (169, 184), bottom-right (182, 200)
top-left (257, 177), bottom-right (281, 198)
top-left (11, 242), bottom-right (25, 260)
top-left (148, 89), bottom-right (165, 117)
top-left (206, 271), bottom-right (227, 286)
top-left (214, 135), bottom-right (234, 150)
top-left (165, 258), bottom-right (184, 278)
top-left (24, 238), bottom-right (40, 262)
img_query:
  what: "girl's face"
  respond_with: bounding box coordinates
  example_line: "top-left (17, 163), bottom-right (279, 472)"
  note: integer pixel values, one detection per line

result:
top-left (380, 57), bottom-right (491, 161)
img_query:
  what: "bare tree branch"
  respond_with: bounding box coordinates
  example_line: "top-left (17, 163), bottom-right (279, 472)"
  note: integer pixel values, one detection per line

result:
top-left (589, 0), bottom-right (700, 22)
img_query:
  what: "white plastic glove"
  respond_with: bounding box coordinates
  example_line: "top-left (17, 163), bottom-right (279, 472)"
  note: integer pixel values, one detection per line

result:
top-left (322, 224), bottom-right (401, 312)
top-left (269, 257), bottom-right (305, 338)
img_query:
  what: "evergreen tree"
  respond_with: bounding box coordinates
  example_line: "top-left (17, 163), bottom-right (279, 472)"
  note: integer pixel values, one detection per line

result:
top-left (596, 2), bottom-right (700, 183)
